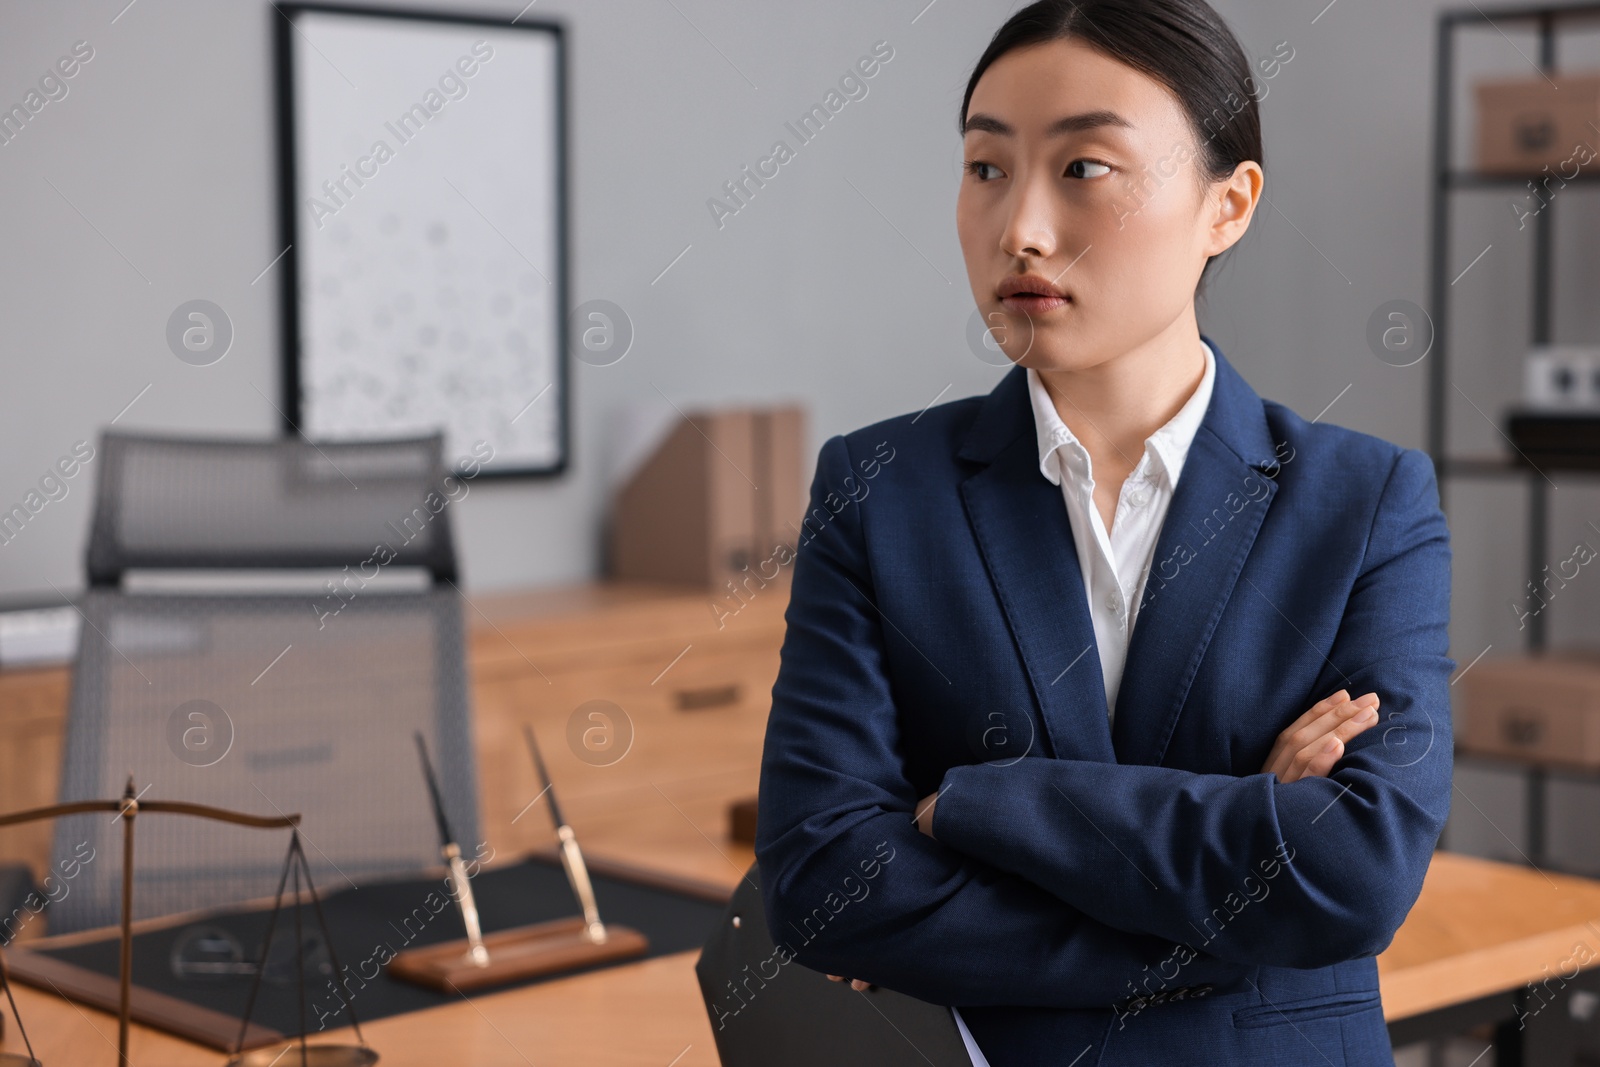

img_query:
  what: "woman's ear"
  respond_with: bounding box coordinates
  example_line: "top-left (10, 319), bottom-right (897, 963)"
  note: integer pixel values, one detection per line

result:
top-left (1204, 160), bottom-right (1263, 259)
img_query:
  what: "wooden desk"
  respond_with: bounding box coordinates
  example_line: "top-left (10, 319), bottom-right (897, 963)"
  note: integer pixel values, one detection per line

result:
top-left (4, 949), bottom-right (721, 1066)
top-left (0, 580), bottom-right (777, 1063)
top-left (1381, 851), bottom-right (1600, 1059)
top-left (8, 850), bottom-right (1600, 1064)
top-left (1380, 850), bottom-right (1600, 1021)
top-left (6, 583), bottom-right (1600, 1061)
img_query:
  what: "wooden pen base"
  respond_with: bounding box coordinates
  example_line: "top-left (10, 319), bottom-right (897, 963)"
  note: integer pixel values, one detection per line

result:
top-left (386, 917), bottom-right (648, 993)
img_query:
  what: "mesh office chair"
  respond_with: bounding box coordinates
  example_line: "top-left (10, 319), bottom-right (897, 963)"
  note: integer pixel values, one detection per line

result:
top-left (48, 431), bottom-right (480, 934)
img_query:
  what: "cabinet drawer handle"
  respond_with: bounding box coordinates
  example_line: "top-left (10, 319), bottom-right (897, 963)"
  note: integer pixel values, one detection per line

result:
top-left (1501, 711), bottom-right (1544, 748)
top-left (675, 684), bottom-right (740, 711)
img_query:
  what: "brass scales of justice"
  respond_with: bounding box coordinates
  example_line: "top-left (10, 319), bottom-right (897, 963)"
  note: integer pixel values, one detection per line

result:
top-left (0, 777), bottom-right (378, 1067)
top-left (0, 730), bottom-right (646, 1063)
top-left (384, 727), bottom-right (648, 992)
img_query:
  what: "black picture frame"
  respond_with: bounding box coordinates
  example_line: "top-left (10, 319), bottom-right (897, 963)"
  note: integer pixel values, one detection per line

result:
top-left (273, 2), bottom-right (570, 480)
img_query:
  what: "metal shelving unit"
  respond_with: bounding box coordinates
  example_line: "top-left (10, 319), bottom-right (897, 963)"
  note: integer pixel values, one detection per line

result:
top-left (1430, 2), bottom-right (1600, 870)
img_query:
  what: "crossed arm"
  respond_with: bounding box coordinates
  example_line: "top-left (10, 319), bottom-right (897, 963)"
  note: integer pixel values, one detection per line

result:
top-left (913, 686), bottom-right (1382, 834)
top-left (755, 437), bottom-right (1453, 1006)
top-left (825, 690), bottom-right (1383, 992)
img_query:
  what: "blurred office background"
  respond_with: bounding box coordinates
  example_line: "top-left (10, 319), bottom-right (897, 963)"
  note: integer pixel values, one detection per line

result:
top-left (5, 1), bottom-right (1600, 1061)
top-left (0, 0), bottom-right (1510, 595)
top-left (7, 0), bottom-right (1598, 860)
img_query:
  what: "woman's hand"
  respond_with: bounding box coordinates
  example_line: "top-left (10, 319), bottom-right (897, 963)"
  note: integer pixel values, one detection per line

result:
top-left (826, 974), bottom-right (874, 990)
top-left (1262, 688), bottom-right (1380, 783)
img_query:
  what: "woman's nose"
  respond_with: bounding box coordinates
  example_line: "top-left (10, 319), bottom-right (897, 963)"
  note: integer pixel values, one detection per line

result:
top-left (1000, 177), bottom-right (1059, 260)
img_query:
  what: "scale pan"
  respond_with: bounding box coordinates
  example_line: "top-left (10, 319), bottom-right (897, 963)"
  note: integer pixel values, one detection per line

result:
top-left (224, 1045), bottom-right (378, 1066)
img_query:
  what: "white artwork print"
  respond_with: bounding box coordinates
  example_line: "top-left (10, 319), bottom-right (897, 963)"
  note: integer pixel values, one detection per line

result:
top-left (290, 11), bottom-right (563, 472)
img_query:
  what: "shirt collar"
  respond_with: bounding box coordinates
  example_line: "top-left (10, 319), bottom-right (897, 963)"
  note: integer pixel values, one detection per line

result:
top-left (1026, 340), bottom-right (1217, 489)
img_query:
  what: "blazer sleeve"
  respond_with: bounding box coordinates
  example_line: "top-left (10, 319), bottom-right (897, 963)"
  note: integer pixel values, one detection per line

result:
top-left (755, 434), bottom-right (1253, 1008)
top-left (929, 446), bottom-right (1455, 971)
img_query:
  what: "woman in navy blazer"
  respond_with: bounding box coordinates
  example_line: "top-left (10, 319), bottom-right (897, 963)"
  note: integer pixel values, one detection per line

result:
top-left (755, 1), bottom-right (1453, 1065)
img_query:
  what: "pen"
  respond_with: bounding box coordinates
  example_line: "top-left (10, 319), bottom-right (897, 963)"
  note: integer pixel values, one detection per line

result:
top-left (523, 724), bottom-right (608, 944)
top-left (414, 732), bottom-right (490, 967)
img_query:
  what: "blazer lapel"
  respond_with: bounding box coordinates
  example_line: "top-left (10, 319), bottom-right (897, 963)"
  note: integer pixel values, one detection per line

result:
top-left (957, 367), bottom-right (1117, 765)
top-left (1110, 345), bottom-right (1284, 767)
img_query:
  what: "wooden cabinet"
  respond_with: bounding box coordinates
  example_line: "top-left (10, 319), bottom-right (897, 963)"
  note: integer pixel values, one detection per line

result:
top-left (0, 667), bottom-right (70, 883)
top-left (467, 581), bottom-right (787, 885)
top-left (0, 581), bottom-right (788, 891)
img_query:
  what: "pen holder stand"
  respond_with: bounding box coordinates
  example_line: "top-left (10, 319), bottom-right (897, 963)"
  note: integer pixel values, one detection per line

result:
top-left (385, 917), bottom-right (648, 993)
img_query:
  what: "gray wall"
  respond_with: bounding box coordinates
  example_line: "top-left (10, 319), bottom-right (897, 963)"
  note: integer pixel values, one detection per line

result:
top-left (0, 0), bottom-right (1023, 597)
top-left (0, 0), bottom-right (1454, 599)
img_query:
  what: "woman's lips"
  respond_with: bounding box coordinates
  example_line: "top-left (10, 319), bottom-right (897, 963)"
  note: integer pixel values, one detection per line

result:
top-left (999, 293), bottom-right (1070, 315)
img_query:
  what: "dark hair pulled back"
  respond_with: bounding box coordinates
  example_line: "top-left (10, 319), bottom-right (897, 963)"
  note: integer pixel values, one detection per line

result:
top-left (961, 0), bottom-right (1265, 281)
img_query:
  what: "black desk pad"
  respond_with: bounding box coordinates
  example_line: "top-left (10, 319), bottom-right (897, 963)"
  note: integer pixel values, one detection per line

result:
top-left (24, 855), bottom-right (727, 1046)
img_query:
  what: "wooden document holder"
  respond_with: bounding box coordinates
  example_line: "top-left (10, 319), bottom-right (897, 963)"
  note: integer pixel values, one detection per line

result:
top-left (386, 916), bottom-right (648, 993)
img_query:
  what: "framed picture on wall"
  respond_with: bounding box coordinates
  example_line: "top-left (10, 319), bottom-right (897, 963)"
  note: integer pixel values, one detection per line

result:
top-left (275, 3), bottom-right (568, 478)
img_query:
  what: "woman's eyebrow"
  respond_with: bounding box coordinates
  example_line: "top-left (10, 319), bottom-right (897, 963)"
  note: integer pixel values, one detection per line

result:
top-left (963, 109), bottom-right (1135, 137)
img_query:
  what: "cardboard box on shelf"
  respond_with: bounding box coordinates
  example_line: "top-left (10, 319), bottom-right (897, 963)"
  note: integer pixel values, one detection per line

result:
top-left (1474, 72), bottom-right (1600, 175)
top-left (1457, 653), bottom-right (1600, 769)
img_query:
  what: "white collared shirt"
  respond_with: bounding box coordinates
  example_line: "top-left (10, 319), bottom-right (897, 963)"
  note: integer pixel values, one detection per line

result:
top-left (949, 340), bottom-right (1215, 1067)
top-left (1027, 340), bottom-right (1215, 722)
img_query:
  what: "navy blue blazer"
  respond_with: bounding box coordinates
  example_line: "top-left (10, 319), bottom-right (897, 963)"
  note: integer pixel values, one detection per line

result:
top-left (755, 340), bottom-right (1454, 1066)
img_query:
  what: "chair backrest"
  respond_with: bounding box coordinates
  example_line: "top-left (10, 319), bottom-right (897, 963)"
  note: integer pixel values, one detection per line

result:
top-left (48, 432), bottom-right (479, 934)
top-left (694, 863), bottom-right (971, 1066)
top-left (85, 431), bottom-right (458, 585)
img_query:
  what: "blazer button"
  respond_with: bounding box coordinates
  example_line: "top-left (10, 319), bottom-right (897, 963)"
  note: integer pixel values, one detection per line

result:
top-left (1192, 985), bottom-right (1213, 997)
top-left (1167, 987), bottom-right (1189, 1001)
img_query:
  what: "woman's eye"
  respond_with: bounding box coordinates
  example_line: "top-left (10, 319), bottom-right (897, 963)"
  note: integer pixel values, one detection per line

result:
top-left (964, 159), bottom-right (1002, 181)
top-left (1067, 160), bottom-right (1112, 179)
